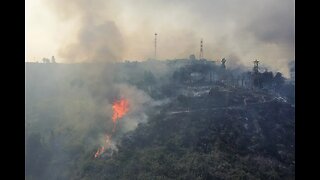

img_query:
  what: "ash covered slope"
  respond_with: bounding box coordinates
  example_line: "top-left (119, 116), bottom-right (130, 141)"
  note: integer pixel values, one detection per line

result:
top-left (78, 85), bottom-right (295, 180)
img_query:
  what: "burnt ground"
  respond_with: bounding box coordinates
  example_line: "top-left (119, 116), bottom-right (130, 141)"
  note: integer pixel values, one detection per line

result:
top-left (77, 85), bottom-right (295, 180)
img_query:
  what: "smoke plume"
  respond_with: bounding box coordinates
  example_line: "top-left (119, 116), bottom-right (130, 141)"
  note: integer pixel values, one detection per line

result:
top-left (40, 0), bottom-right (294, 67)
top-left (46, 0), bottom-right (125, 62)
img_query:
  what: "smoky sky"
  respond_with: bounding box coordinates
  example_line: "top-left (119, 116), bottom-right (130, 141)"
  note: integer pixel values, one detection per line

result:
top-left (40, 0), bottom-right (294, 75)
top-left (59, 20), bottom-right (124, 62)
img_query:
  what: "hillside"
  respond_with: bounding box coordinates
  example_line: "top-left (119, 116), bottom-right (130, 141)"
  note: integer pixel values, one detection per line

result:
top-left (75, 85), bottom-right (295, 180)
top-left (25, 62), bottom-right (295, 180)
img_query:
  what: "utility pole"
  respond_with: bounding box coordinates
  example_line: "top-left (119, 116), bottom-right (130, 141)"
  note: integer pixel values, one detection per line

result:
top-left (154, 33), bottom-right (157, 60)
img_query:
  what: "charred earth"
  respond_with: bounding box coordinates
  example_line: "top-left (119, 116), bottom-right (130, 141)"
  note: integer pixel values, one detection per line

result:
top-left (78, 84), bottom-right (294, 179)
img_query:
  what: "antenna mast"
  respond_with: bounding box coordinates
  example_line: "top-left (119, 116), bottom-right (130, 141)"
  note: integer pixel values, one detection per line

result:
top-left (199, 39), bottom-right (203, 60)
top-left (253, 59), bottom-right (259, 73)
top-left (154, 33), bottom-right (157, 60)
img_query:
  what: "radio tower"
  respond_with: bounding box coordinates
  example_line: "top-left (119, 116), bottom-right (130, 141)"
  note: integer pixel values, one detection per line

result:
top-left (253, 59), bottom-right (259, 74)
top-left (199, 39), bottom-right (203, 60)
top-left (154, 33), bottom-right (157, 60)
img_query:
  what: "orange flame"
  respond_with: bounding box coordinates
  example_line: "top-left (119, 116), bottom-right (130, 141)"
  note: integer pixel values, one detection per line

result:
top-left (94, 134), bottom-right (112, 158)
top-left (94, 98), bottom-right (129, 158)
top-left (112, 98), bottom-right (129, 132)
top-left (112, 98), bottom-right (129, 122)
top-left (94, 146), bottom-right (105, 158)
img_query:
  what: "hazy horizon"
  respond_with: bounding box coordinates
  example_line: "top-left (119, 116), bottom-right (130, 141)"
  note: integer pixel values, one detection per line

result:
top-left (26, 0), bottom-right (294, 76)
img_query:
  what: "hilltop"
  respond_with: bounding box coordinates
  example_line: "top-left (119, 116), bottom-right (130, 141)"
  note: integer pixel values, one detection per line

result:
top-left (25, 60), bottom-right (295, 180)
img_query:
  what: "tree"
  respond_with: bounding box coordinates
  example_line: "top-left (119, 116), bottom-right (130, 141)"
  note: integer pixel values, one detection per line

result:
top-left (42, 57), bottom-right (50, 63)
top-left (51, 56), bottom-right (56, 63)
top-left (261, 71), bottom-right (273, 88)
top-left (143, 71), bottom-right (156, 85)
top-left (273, 72), bottom-right (285, 90)
top-left (189, 54), bottom-right (196, 61)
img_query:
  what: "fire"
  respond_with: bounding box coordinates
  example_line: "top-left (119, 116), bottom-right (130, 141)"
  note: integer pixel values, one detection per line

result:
top-left (112, 98), bottom-right (129, 132)
top-left (112, 98), bottom-right (129, 122)
top-left (94, 134), bottom-right (112, 158)
top-left (94, 98), bottom-right (129, 158)
top-left (94, 146), bottom-right (105, 158)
